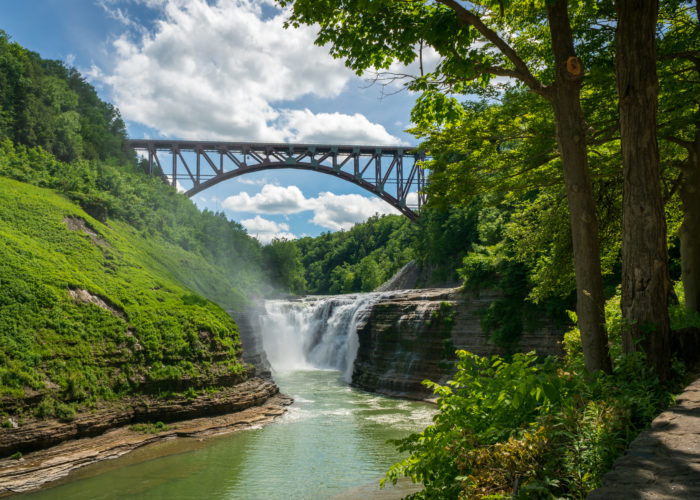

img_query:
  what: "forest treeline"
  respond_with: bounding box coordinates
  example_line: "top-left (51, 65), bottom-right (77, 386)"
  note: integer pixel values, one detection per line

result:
top-left (268, 208), bottom-right (475, 296)
top-left (0, 30), bottom-right (303, 312)
top-left (280, 0), bottom-right (699, 376)
top-left (0, 30), bottom-right (310, 422)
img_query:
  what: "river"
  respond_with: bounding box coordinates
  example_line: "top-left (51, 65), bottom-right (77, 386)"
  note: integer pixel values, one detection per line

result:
top-left (21, 294), bottom-right (435, 499)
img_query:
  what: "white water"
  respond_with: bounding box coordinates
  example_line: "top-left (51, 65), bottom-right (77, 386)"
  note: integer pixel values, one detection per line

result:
top-left (259, 293), bottom-right (387, 382)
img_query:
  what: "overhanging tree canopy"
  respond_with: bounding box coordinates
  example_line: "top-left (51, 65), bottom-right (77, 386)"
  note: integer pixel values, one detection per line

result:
top-left (279, 0), bottom-right (613, 373)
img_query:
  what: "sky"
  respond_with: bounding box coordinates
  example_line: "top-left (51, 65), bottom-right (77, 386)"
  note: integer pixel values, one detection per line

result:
top-left (1, 0), bottom-right (432, 243)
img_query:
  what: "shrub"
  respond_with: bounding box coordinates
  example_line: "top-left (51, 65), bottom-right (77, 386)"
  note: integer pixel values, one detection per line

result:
top-left (383, 342), bottom-right (678, 498)
top-left (55, 402), bottom-right (77, 422)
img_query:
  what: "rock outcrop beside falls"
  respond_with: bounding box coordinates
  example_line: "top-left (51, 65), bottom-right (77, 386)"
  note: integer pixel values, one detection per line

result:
top-left (230, 308), bottom-right (273, 378)
top-left (351, 288), bottom-right (564, 400)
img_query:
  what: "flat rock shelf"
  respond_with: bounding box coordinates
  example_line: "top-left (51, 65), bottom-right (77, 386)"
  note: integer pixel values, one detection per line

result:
top-left (0, 379), bottom-right (292, 496)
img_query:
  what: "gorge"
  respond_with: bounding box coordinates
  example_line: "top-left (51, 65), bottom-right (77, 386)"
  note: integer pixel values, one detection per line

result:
top-left (242, 287), bottom-right (565, 401)
top-left (2, 286), bottom-right (564, 497)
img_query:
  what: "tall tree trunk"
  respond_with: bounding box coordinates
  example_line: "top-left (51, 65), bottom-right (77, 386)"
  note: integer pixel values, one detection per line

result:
top-left (680, 135), bottom-right (700, 313)
top-left (547, 1), bottom-right (612, 374)
top-left (616, 0), bottom-right (671, 380)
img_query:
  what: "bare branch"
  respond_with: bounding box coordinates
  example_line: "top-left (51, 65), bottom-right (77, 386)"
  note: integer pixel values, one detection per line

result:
top-left (660, 50), bottom-right (700, 65)
top-left (435, 0), bottom-right (548, 96)
top-left (473, 63), bottom-right (523, 81)
top-left (663, 135), bottom-right (694, 150)
top-left (419, 40), bottom-right (424, 77)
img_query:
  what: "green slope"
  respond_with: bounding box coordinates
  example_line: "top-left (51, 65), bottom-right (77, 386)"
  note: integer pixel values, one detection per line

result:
top-left (0, 177), bottom-right (248, 418)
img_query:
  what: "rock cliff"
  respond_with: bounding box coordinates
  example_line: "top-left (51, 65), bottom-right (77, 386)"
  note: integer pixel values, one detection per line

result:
top-left (0, 377), bottom-right (284, 458)
top-left (351, 288), bottom-right (564, 400)
top-left (230, 308), bottom-right (273, 379)
top-left (0, 386), bottom-right (292, 496)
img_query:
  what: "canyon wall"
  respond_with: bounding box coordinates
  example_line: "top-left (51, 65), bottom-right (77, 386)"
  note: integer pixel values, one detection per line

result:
top-left (230, 308), bottom-right (272, 379)
top-left (351, 288), bottom-right (564, 400)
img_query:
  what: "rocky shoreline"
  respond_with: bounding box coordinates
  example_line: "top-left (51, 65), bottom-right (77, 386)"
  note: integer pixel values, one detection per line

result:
top-left (0, 377), bottom-right (292, 496)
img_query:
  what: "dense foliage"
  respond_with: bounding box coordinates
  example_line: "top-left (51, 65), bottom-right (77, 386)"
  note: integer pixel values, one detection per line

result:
top-left (0, 31), bottom-right (130, 164)
top-left (292, 214), bottom-right (415, 294)
top-left (0, 139), bottom-right (270, 312)
top-left (0, 176), bottom-right (247, 419)
top-left (0, 31), bottom-right (277, 310)
top-left (0, 34), bottom-right (284, 420)
top-left (290, 208), bottom-right (481, 295)
top-left (275, 0), bottom-right (697, 496)
top-left (383, 291), bottom-right (692, 498)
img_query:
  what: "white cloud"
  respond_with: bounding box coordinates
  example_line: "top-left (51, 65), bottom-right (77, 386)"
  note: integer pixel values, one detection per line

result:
top-left (240, 215), bottom-right (296, 244)
top-left (165, 174), bottom-right (186, 193)
top-left (222, 184), bottom-right (400, 231)
top-left (309, 192), bottom-right (399, 231)
top-left (405, 191), bottom-right (419, 207)
top-left (237, 176), bottom-right (271, 186)
top-left (222, 185), bottom-right (311, 214)
top-left (95, 0), bottom-right (403, 145)
top-left (280, 109), bottom-right (405, 145)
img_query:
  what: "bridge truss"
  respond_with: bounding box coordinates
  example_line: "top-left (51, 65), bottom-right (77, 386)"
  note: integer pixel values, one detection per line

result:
top-left (128, 140), bottom-right (428, 220)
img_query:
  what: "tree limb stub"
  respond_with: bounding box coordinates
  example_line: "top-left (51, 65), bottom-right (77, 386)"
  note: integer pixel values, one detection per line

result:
top-left (566, 56), bottom-right (583, 78)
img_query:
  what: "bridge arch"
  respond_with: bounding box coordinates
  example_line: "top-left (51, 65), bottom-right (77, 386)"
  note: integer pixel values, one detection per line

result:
top-left (128, 140), bottom-right (427, 220)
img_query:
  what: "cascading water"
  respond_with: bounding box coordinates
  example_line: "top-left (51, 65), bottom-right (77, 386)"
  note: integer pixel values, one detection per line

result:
top-left (259, 293), bottom-right (386, 382)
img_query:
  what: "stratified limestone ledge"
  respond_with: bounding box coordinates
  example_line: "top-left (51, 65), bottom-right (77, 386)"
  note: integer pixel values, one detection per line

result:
top-left (352, 288), bottom-right (563, 400)
top-left (0, 385), bottom-right (292, 496)
top-left (0, 377), bottom-right (283, 458)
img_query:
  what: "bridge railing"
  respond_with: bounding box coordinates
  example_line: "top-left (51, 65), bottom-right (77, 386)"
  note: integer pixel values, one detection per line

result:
top-left (127, 140), bottom-right (428, 220)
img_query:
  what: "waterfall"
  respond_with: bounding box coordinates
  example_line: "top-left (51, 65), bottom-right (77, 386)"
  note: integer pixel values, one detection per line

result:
top-left (258, 293), bottom-right (384, 382)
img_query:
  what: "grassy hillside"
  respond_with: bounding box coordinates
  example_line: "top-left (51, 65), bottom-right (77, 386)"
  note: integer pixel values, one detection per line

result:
top-left (0, 177), bottom-right (249, 419)
top-left (0, 139), bottom-right (271, 312)
top-left (0, 30), bottom-right (273, 312)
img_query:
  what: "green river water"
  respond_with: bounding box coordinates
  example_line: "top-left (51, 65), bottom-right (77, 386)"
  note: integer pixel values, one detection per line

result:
top-left (22, 370), bottom-right (435, 500)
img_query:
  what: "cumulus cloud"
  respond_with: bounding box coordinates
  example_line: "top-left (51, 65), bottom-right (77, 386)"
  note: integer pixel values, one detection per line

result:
top-left (164, 174), bottom-right (186, 193)
top-left (308, 192), bottom-right (399, 231)
top-left (94, 0), bottom-right (403, 145)
top-left (280, 109), bottom-right (405, 145)
top-left (223, 184), bottom-right (400, 231)
top-left (240, 215), bottom-right (296, 244)
top-left (405, 191), bottom-right (419, 207)
top-left (222, 185), bottom-right (311, 214)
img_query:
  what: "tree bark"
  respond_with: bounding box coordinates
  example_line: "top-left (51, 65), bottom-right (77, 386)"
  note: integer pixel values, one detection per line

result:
top-left (680, 134), bottom-right (700, 313)
top-left (616, 0), bottom-right (671, 380)
top-left (547, 1), bottom-right (612, 374)
top-left (444, 0), bottom-right (613, 373)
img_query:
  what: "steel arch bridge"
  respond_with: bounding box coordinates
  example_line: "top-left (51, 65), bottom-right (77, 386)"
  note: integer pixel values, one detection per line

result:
top-left (127, 140), bottom-right (428, 220)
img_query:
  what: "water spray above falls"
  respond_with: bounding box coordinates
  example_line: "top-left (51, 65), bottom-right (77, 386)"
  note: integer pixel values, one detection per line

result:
top-left (259, 294), bottom-right (385, 382)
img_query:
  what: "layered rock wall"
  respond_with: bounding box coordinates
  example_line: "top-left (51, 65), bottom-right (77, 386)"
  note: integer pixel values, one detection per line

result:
top-left (0, 378), bottom-right (281, 457)
top-left (351, 288), bottom-right (564, 400)
top-left (230, 308), bottom-right (272, 379)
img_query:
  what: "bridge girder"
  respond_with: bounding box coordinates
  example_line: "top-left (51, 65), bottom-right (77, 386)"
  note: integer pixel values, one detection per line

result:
top-left (127, 140), bottom-right (427, 220)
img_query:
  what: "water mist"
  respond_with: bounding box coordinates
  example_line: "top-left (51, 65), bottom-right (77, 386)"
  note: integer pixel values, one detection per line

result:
top-left (258, 293), bottom-right (387, 382)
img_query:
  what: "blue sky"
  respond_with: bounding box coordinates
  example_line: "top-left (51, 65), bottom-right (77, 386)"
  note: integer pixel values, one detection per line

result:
top-left (1, 0), bottom-right (432, 242)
